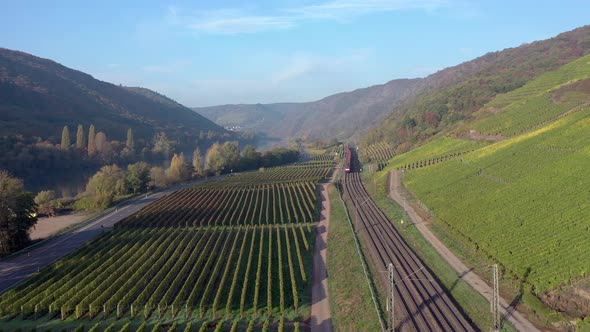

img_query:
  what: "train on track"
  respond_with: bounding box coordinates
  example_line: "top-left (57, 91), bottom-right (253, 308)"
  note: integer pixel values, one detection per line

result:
top-left (344, 144), bottom-right (352, 172)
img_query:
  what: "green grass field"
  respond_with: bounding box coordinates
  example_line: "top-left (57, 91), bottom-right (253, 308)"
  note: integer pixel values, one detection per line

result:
top-left (326, 184), bottom-right (382, 331)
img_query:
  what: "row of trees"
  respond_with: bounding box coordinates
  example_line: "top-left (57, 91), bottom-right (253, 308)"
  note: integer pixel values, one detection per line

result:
top-left (76, 143), bottom-right (300, 210)
top-left (60, 125), bottom-right (178, 163)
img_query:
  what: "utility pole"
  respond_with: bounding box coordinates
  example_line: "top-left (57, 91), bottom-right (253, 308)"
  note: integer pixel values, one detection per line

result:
top-left (388, 263), bottom-right (395, 332)
top-left (492, 264), bottom-right (500, 331)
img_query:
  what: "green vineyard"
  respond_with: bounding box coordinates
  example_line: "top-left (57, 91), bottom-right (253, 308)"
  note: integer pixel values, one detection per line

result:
top-left (0, 225), bottom-right (313, 321)
top-left (0, 158), bottom-right (335, 330)
top-left (358, 142), bottom-right (395, 163)
top-left (377, 54), bottom-right (590, 294)
top-left (473, 54), bottom-right (590, 136)
top-left (116, 181), bottom-right (318, 228)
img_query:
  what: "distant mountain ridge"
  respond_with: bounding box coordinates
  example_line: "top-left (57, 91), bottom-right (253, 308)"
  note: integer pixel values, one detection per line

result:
top-left (362, 25), bottom-right (590, 150)
top-left (195, 25), bottom-right (590, 148)
top-left (193, 78), bottom-right (423, 142)
top-left (0, 48), bottom-right (224, 142)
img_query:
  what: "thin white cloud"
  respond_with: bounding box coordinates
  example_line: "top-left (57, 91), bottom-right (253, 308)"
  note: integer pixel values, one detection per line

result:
top-left (289, 0), bottom-right (448, 19)
top-left (170, 0), bottom-right (450, 35)
top-left (271, 49), bottom-right (374, 84)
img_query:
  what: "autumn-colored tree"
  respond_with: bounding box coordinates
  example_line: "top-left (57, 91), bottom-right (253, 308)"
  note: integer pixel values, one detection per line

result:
top-left (88, 124), bottom-right (96, 157)
top-left (149, 167), bottom-right (168, 188)
top-left (94, 131), bottom-right (113, 162)
top-left (76, 124), bottom-right (85, 150)
top-left (205, 142), bottom-right (225, 175)
top-left (82, 164), bottom-right (125, 209)
top-left (192, 147), bottom-right (204, 177)
top-left (152, 132), bottom-right (172, 157)
top-left (121, 128), bottom-right (135, 158)
top-left (60, 126), bottom-right (70, 150)
top-left (166, 153), bottom-right (191, 184)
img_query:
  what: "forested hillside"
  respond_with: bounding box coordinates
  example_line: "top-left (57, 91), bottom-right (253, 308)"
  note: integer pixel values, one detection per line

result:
top-left (361, 25), bottom-right (590, 152)
top-left (194, 78), bottom-right (422, 142)
top-left (0, 48), bottom-right (224, 143)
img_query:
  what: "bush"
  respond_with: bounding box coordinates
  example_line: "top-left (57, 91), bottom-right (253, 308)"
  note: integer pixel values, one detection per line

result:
top-left (34, 190), bottom-right (59, 216)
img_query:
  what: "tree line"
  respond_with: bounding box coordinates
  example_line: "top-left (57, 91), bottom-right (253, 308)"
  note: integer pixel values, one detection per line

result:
top-left (0, 142), bottom-right (299, 256)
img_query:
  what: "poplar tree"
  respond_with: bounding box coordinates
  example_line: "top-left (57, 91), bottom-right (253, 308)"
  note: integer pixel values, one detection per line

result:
top-left (60, 126), bottom-right (70, 150)
top-left (88, 124), bottom-right (96, 157)
top-left (192, 147), bottom-right (204, 176)
top-left (76, 124), bottom-right (85, 150)
top-left (126, 128), bottom-right (134, 151)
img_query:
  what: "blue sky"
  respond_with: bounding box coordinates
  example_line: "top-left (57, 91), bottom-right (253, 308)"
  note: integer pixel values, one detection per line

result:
top-left (1, 1), bottom-right (589, 107)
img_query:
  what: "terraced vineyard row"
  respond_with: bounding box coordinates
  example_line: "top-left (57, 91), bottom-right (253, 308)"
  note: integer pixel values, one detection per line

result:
top-left (474, 53), bottom-right (590, 136)
top-left (359, 142), bottom-right (395, 162)
top-left (0, 225), bottom-right (313, 321)
top-left (117, 181), bottom-right (318, 228)
top-left (199, 164), bottom-right (332, 188)
top-left (404, 110), bottom-right (590, 292)
top-left (487, 54), bottom-right (590, 109)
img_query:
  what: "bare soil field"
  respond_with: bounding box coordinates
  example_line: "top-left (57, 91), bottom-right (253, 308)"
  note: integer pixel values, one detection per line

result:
top-left (29, 212), bottom-right (93, 240)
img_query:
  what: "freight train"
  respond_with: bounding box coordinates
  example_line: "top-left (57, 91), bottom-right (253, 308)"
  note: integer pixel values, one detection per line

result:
top-left (344, 144), bottom-right (352, 172)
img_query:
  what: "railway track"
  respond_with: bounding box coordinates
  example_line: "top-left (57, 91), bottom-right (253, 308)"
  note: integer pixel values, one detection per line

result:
top-left (342, 168), bottom-right (477, 331)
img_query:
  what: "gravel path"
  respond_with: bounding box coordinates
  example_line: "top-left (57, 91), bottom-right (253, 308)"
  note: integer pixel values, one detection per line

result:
top-left (310, 180), bottom-right (334, 332)
top-left (389, 170), bottom-right (540, 332)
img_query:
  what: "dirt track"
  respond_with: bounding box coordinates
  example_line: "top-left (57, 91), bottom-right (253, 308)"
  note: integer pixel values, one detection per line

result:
top-left (389, 170), bottom-right (540, 332)
top-left (310, 181), bottom-right (333, 332)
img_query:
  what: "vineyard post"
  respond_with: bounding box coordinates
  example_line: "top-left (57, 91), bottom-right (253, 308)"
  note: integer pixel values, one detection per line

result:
top-left (131, 304), bottom-right (134, 317)
top-left (492, 264), bottom-right (500, 331)
top-left (34, 304), bottom-right (38, 320)
top-left (388, 263), bottom-right (395, 332)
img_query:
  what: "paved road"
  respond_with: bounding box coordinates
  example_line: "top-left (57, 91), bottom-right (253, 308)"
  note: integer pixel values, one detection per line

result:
top-left (0, 177), bottom-right (217, 294)
top-left (389, 171), bottom-right (540, 332)
top-left (310, 181), bottom-right (333, 332)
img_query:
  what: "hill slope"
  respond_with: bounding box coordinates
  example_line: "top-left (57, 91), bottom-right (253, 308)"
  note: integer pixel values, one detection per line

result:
top-left (0, 48), bottom-right (224, 142)
top-left (194, 78), bottom-right (423, 141)
top-left (373, 53), bottom-right (590, 325)
top-left (362, 25), bottom-right (590, 151)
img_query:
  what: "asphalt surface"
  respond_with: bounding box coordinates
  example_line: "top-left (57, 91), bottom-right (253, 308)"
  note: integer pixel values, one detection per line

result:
top-left (0, 177), bottom-right (217, 294)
